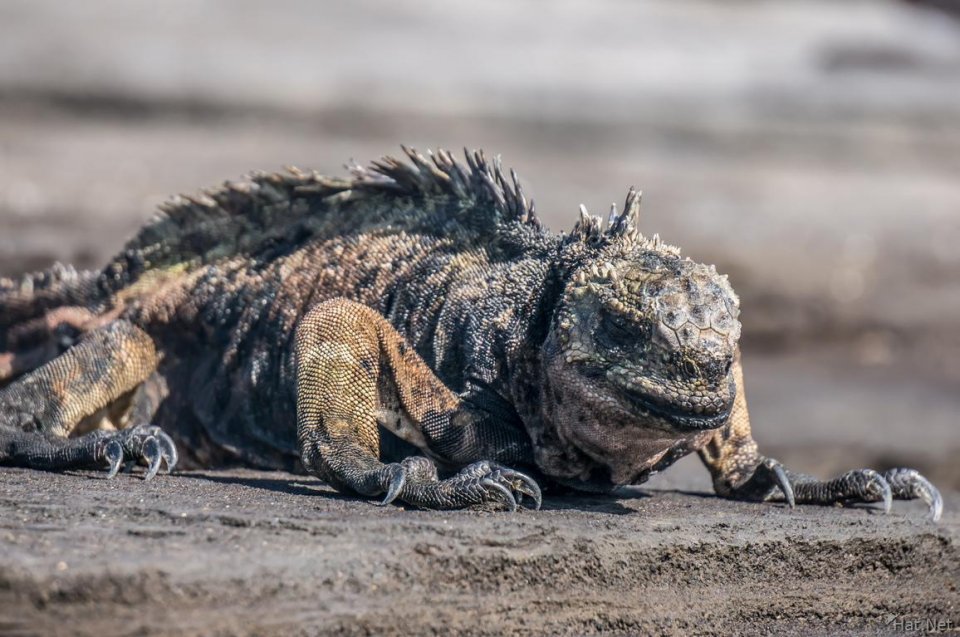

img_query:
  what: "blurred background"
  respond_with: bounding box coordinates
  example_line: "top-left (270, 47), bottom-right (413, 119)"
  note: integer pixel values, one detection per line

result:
top-left (0, 0), bottom-right (957, 488)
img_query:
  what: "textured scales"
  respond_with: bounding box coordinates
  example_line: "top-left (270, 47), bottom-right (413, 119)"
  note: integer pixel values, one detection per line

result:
top-left (0, 147), bottom-right (943, 518)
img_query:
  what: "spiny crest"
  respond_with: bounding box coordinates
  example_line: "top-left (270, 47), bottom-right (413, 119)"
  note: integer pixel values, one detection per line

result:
top-left (135, 147), bottom-right (540, 264)
top-left (345, 146), bottom-right (540, 228)
top-left (0, 262), bottom-right (90, 297)
top-left (568, 187), bottom-right (680, 256)
top-left (104, 147), bottom-right (541, 294)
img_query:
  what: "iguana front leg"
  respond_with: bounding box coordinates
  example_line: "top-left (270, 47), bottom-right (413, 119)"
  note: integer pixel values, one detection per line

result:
top-left (295, 298), bottom-right (541, 511)
top-left (0, 320), bottom-right (177, 478)
top-left (698, 351), bottom-right (943, 521)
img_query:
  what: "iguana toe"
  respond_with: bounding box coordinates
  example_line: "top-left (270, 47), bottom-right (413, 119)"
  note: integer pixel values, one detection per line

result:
top-left (377, 459), bottom-right (541, 511)
top-left (779, 467), bottom-right (894, 515)
top-left (803, 468), bottom-right (894, 515)
top-left (715, 456), bottom-right (795, 507)
top-left (883, 468), bottom-right (943, 522)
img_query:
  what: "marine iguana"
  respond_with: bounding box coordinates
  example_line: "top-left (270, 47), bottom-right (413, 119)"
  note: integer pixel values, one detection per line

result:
top-left (0, 147), bottom-right (942, 519)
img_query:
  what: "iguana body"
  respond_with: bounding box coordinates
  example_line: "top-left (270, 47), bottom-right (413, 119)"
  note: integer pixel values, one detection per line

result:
top-left (0, 148), bottom-right (942, 518)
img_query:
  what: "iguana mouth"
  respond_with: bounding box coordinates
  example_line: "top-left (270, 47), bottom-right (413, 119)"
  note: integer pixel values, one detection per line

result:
top-left (618, 381), bottom-right (733, 431)
top-left (577, 364), bottom-right (733, 430)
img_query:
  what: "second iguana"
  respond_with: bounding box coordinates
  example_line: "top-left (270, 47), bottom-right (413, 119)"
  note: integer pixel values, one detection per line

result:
top-left (0, 148), bottom-right (942, 519)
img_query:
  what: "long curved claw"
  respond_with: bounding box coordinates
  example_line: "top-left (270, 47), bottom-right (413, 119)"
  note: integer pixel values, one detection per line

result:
top-left (380, 465), bottom-right (406, 506)
top-left (767, 459), bottom-right (795, 508)
top-left (142, 436), bottom-right (163, 481)
top-left (158, 432), bottom-right (178, 474)
top-left (879, 476), bottom-right (893, 515)
top-left (375, 459), bottom-right (542, 511)
top-left (104, 440), bottom-right (124, 479)
top-left (884, 468), bottom-right (943, 522)
top-left (499, 468), bottom-right (543, 510)
top-left (481, 478), bottom-right (518, 512)
top-left (928, 485), bottom-right (944, 523)
top-left (918, 479), bottom-right (944, 523)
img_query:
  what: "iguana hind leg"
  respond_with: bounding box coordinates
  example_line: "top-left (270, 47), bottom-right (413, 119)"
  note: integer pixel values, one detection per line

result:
top-left (0, 320), bottom-right (177, 479)
top-left (295, 298), bottom-right (540, 511)
top-left (698, 351), bottom-right (943, 521)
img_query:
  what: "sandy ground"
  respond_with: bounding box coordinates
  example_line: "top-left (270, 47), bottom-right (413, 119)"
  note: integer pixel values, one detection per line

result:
top-left (1, 1), bottom-right (960, 634)
top-left (0, 463), bottom-right (956, 637)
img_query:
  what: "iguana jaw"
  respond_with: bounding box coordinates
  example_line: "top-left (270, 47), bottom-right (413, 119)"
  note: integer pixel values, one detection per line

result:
top-left (567, 359), bottom-right (735, 432)
top-left (539, 344), bottom-right (723, 485)
top-left (615, 376), bottom-right (735, 431)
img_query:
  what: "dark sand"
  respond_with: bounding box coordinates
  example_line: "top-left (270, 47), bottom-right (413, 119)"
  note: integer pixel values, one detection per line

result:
top-left (0, 459), bottom-right (956, 637)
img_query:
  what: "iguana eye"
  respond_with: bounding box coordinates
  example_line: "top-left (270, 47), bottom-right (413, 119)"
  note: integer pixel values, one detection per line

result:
top-left (608, 316), bottom-right (633, 339)
top-left (599, 312), bottom-right (646, 351)
top-left (681, 359), bottom-right (700, 376)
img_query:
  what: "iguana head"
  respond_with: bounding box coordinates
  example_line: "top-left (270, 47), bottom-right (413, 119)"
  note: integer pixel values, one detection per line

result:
top-left (539, 195), bottom-right (741, 484)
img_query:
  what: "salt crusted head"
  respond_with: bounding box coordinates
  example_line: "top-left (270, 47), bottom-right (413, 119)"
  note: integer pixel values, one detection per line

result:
top-left (541, 191), bottom-right (742, 483)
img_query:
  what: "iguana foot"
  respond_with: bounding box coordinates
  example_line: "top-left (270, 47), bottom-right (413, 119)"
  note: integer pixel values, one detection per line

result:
top-left (97, 425), bottom-right (178, 480)
top-left (1, 425), bottom-right (177, 479)
top-left (729, 458), bottom-right (942, 522)
top-left (381, 457), bottom-right (542, 511)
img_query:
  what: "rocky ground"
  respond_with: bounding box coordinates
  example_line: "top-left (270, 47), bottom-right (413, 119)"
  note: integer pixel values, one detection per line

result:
top-left (1, 0), bottom-right (959, 634)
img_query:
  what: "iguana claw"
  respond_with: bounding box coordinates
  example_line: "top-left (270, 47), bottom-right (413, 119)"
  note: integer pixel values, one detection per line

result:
top-left (372, 458), bottom-right (539, 511)
top-left (104, 440), bottom-right (124, 479)
top-left (380, 465), bottom-right (407, 506)
top-left (159, 434), bottom-right (178, 474)
top-left (470, 462), bottom-right (541, 511)
top-left (494, 467), bottom-right (542, 511)
top-left (98, 426), bottom-right (178, 480)
top-left (877, 474), bottom-right (893, 515)
top-left (481, 478), bottom-right (518, 511)
top-left (142, 436), bottom-right (163, 481)
top-left (883, 468), bottom-right (943, 522)
top-left (768, 459), bottom-right (795, 509)
top-left (828, 469), bottom-right (893, 515)
top-left (722, 456), bottom-right (942, 521)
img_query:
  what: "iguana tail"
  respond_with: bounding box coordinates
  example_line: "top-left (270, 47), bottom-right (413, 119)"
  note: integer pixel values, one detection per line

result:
top-left (0, 264), bottom-right (102, 348)
top-left (0, 263), bottom-right (105, 387)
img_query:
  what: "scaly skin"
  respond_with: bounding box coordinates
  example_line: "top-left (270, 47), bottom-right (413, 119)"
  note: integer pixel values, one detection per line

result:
top-left (0, 147), bottom-right (942, 518)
